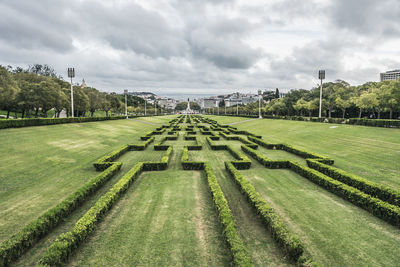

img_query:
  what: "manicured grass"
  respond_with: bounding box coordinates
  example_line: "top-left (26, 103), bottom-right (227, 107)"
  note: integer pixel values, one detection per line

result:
top-left (0, 116), bottom-right (174, 242)
top-left (240, 158), bottom-right (400, 266)
top-left (2, 114), bottom-right (399, 266)
top-left (68, 168), bottom-right (231, 266)
top-left (205, 115), bottom-right (400, 190)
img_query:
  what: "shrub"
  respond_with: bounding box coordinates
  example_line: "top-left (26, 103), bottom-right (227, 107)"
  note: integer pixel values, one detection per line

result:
top-left (129, 137), bottom-right (155, 151)
top-left (0, 163), bottom-right (122, 266)
top-left (241, 145), bottom-right (289, 168)
top-left (204, 163), bottom-right (252, 267)
top-left (181, 146), bottom-right (205, 170)
top-left (93, 145), bottom-right (129, 171)
top-left (307, 159), bottom-right (400, 206)
top-left (289, 161), bottom-right (400, 226)
top-left (225, 162), bottom-right (306, 262)
top-left (143, 146), bottom-right (172, 171)
top-left (38, 162), bottom-right (144, 266)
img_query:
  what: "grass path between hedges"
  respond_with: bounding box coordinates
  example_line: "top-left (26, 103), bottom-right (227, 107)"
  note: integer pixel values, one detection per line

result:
top-left (205, 115), bottom-right (400, 190)
top-left (0, 116), bottom-right (175, 242)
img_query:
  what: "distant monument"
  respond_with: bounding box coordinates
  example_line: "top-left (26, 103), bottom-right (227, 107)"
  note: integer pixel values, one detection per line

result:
top-left (186, 98), bottom-right (193, 114)
top-left (80, 79), bottom-right (87, 88)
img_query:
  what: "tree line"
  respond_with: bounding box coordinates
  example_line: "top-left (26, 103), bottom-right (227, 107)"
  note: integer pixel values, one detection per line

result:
top-left (210, 79), bottom-right (400, 119)
top-left (0, 64), bottom-right (160, 118)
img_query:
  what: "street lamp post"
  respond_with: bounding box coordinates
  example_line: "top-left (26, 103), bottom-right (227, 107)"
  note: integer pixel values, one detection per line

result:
top-left (144, 99), bottom-right (147, 116)
top-left (236, 101), bottom-right (239, 115)
top-left (258, 90), bottom-right (262, 119)
top-left (67, 68), bottom-right (75, 117)
top-left (318, 70), bottom-right (325, 118)
top-left (155, 100), bottom-right (157, 116)
top-left (124, 90), bottom-right (128, 119)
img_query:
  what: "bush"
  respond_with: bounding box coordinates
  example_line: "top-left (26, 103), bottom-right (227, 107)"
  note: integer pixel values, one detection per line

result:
top-left (226, 145), bottom-right (251, 169)
top-left (0, 163), bottom-right (122, 266)
top-left (38, 162), bottom-right (144, 266)
top-left (282, 144), bottom-right (334, 165)
top-left (93, 145), bottom-right (129, 171)
top-left (204, 163), bottom-right (252, 267)
top-left (225, 162), bottom-right (306, 262)
top-left (0, 116), bottom-right (131, 130)
top-left (241, 145), bottom-right (289, 168)
top-left (181, 146), bottom-right (205, 170)
top-left (307, 159), bottom-right (400, 206)
top-left (143, 146), bottom-right (172, 171)
top-left (289, 161), bottom-right (400, 226)
top-left (206, 137), bottom-right (227, 150)
top-left (129, 137), bottom-right (155, 151)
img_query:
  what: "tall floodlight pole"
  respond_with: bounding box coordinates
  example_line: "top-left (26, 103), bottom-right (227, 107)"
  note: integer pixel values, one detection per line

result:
top-left (236, 101), bottom-right (239, 115)
top-left (225, 103), bottom-right (226, 115)
top-left (258, 90), bottom-right (262, 119)
top-left (217, 101), bottom-right (219, 115)
top-left (124, 90), bottom-right (128, 119)
top-left (318, 70), bottom-right (325, 118)
top-left (144, 98), bottom-right (147, 116)
top-left (67, 68), bottom-right (75, 117)
top-left (155, 100), bottom-right (157, 116)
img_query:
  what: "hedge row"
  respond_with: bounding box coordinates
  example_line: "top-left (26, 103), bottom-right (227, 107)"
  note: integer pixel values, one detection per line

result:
top-left (241, 145), bottom-right (289, 169)
top-left (0, 116), bottom-right (134, 130)
top-left (38, 162), bottom-right (144, 266)
top-left (129, 136), bottom-right (155, 151)
top-left (187, 136), bottom-right (202, 150)
top-left (93, 145), bottom-right (129, 171)
top-left (226, 145), bottom-right (252, 170)
top-left (224, 162), bottom-right (309, 263)
top-left (143, 146), bottom-right (173, 171)
top-left (307, 159), bottom-right (400, 207)
top-left (204, 162), bottom-right (252, 267)
top-left (210, 114), bottom-right (400, 128)
top-left (289, 161), bottom-right (400, 227)
top-left (248, 136), bottom-right (333, 164)
top-left (206, 136), bottom-right (227, 150)
top-left (0, 162), bottom-right (122, 266)
top-left (181, 146), bottom-right (205, 170)
top-left (237, 136), bottom-right (258, 149)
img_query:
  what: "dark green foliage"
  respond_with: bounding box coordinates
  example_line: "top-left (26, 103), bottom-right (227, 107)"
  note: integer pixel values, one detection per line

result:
top-left (143, 146), bottom-right (172, 171)
top-left (0, 116), bottom-right (132, 130)
top-left (225, 162), bottom-right (307, 263)
top-left (93, 145), bottom-right (129, 171)
top-left (181, 146), bottom-right (205, 170)
top-left (129, 137), bottom-right (155, 151)
top-left (204, 163), bottom-right (252, 267)
top-left (241, 145), bottom-right (289, 168)
top-left (307, 159), bottom-right (400, 206)
top-left (38, 162), bottom-right (144, 266)
top-left (0, 163), bottom-right (122, 266)
top-left (289, 162), bottom-right (400, 227)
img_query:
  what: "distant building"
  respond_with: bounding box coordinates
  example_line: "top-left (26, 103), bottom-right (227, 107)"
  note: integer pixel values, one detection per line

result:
top-left (380, 69), bottom-right (400, 81)
top-left (80, 79), bottom-right (87, 88)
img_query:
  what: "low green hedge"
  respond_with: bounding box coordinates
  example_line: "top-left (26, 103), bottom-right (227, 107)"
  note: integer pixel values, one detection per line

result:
top-left (248, 136), bottom-right (283, 149)
top-left (93, 145), bottom-right (129, 171)
top-left (282, 144), bottom-right (334, 165)
top-left (0, 116), bottom-right (130, 130)
top-left (348, 118), bottom-right (400, 128)
top-left (225, 162), bottom-right (307, 263)
top-left (206, 137), bottom-right (227, 150)
top-left (307, 159), bottom-right (400, 206)
top-left (143, 146), bottom-right (172, 171)
top-left (181, 146), bottom-right (205, 170)
top-left (184, 135), bottom-right (196, 140)
top-left (242, 145), bottom-right (289, 168)
top-left (289, 162), bottom-right (400, 227)
top-left (0, 163), bottom-right (122, 266)
top-left (204, 162), bottom-right (252, 267)
top-left (129, 137), bottom-right (155, 151)
top-left (237, 136), bottom-right (258, 149)
top-left (226, 145), bottom-right (251, 170)
top-left (38, 162), bottom-right (144, 266)
top-left (187, 136), bottom-right (202, 150)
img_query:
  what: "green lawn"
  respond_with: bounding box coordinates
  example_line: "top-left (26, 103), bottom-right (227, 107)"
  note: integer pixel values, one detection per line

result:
top-left (1, 115), bottom-right (399, 266)
top-left (205, 115), bottom-right (400, 190)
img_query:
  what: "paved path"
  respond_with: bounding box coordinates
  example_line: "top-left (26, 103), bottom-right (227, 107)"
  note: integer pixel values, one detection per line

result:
top-left (226, 118), bottom-right (260, 125)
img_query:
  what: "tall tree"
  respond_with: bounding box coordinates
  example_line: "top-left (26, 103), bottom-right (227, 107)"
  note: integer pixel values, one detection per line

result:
top-left (0, 66), bottom-right (20, 118)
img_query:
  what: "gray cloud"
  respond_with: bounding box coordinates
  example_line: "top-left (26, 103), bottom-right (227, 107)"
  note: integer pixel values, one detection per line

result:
top-left (0, 0), bottom-right (399, 96)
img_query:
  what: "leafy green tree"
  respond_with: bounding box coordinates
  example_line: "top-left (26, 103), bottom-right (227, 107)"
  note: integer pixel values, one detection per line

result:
top-left (353, 91), bottom-right (378, 118)
top-left (0, 66), bottom-right (20, 118)
top-left (72, 86), bottom-right (90, 117)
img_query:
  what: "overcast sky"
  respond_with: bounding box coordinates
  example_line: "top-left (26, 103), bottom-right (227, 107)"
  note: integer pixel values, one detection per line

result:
top-left (1, 0), bottom-right (399, 97)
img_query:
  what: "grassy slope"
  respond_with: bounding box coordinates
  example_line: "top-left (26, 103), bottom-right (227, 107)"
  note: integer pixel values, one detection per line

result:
top-left (69, 150), bottom-right (231, 267)
top-left (0, 116), bottom-right (174, 242)
top-left (205, 115), bottom-right (400, 190)
top-left (241, 158), bottom-right (400, 266)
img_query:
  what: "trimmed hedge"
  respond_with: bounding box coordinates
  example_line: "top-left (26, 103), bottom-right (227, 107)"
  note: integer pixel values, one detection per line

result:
top-left (225, 162), bottom-right (307, 263)
top-left (0, 116), bottom-right (131, 130)
top-left (129, 137), bottom-right (155, 151)
top-left (289, 161), bottom-right (400, 227)
top-left (93, 145), bottom-right (129, 171)
top-left (307, 159), bottom-right (400, 207)
top-left (181, 146), bottom-right (205, 170)
top-left (0, 162), bottom-right (122, 266)
top-left (38, 162), bottom-right (144, 266)
top-left (348, 118), bottom-right (400, 128)
top-left (206, 136), bottom-right (227, 150)
top-left (242, 145), bottom-right (289, 169)
top-left (187, 136), bottom-right (202, 150)
top-left (226, 145), bottom-right (252, 170)
top-left (204, 163), bottom-right (252, 267)
top-left (143, 146), bottom-right (173, 171)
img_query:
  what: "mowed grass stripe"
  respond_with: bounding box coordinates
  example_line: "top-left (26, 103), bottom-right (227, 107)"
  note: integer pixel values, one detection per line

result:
top-left (190, 145), bottom-right (293, 266)
top-left (205, 115), bottom-right (400, 190)
top-left (0, 119), bottom-right (168, 242)
top-left (68, 169), bottom-right (231, 267)
top-left (240, 160), bottom-right (400, 266)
